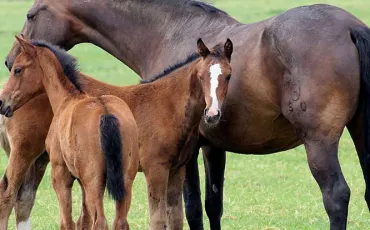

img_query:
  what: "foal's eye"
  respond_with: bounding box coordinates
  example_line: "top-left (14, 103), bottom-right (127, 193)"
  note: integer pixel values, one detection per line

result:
top-left (14, 67), bottom-right (22, 76)
top-left (27, 13), bottom-right (35, 21)
top-left (226, 75), bottom-right (231, 81)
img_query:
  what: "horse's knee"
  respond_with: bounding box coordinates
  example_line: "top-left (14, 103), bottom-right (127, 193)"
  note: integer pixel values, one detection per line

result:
top-left (15, 185), bottom-right (36, 223)
top-left (323, 178), bottom-right (350, 209)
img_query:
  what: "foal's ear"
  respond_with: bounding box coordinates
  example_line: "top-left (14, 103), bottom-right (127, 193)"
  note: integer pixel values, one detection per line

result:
top-left (224, 38), bottom-right (233, 62)
top-left (15, 35), bottom-right (36, 58)
top-left (197, 38), bottom-right (210, 58)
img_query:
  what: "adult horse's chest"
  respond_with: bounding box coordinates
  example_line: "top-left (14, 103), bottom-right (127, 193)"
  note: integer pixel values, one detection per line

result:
top-left (200, 51), bottom-right (301, 154)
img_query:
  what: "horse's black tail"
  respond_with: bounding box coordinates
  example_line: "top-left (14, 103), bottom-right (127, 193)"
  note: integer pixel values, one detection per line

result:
top-left (100, 114), bottom-right (124, 201)
top-left (350, 26), bottom-right (370, 170)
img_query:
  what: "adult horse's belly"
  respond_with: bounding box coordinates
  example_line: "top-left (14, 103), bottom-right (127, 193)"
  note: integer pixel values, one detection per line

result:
top-left (200, 107), bottom-right (301, 154)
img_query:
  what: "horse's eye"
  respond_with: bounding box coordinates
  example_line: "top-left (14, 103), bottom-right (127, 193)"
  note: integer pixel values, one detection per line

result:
top-left (226, 75), bottom-right (231, 81)
top-left (27, 13), bottom-right (35, 21)
top-left (14, 67), bottom-right (22, 76)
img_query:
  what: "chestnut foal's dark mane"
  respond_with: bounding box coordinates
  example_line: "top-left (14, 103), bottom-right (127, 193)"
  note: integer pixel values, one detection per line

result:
top-left (31, 40), bottom-right (82, 92)
top-left (140, 53), bottom-right (200, 84)
top-left (141, 44), bottom-right (226, 84)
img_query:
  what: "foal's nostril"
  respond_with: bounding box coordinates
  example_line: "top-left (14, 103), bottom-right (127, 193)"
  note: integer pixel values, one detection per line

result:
top-left (4, 57), bottom-right (11, 71)
top-left (204, 108), bottom-right (209, 116)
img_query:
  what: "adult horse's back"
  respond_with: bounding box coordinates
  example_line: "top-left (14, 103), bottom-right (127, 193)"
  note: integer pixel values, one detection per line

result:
top-left (3, 1), bottom-right (370, 229)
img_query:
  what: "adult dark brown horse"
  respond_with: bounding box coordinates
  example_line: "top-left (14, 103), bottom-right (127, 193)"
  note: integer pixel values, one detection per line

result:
top-left (4, 1), bottom-right (370, 229)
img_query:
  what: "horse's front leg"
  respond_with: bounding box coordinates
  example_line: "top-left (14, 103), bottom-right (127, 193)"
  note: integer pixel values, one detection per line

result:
top-left (15, 151), bottom-right (49, 229)
top-left (142, 156), bottom-right (169, 230)
top-left (167, 166), bottom-right (186, 230)
top-left (183, 148), bottom-right (203, 230)
top-left (0, 147), bottom-right (38, 230)
top-left (202, 146), bottom-right (226, 230)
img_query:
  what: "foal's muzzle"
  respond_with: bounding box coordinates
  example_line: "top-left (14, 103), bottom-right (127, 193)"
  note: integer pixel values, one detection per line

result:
top-left (204, 108), bottom-right (221, 125)
top-left (4, 57), bottom-right (11, 71)
top-left (0, 100), bottom-right (14, 118)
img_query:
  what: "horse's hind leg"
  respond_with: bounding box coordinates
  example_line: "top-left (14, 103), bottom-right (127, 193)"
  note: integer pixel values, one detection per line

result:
top-left (77, 181), bottom-right (92, 230)
top-left (283, 95), bottom-right (352, 229)
top-left (82, 179), bottom-right (108, 230)
top-left (304, 135), bottom-right (350, 229)
top-left (346, 103), bottom-right (370, 210)
top-left (113, 152), bottom-right (139, 230)
top-left (15, 151), bottom-right (49, 229)
top-left (51, 160), bottom-right (75, 229)
top-left (166, 167), bottom-right (186, 230)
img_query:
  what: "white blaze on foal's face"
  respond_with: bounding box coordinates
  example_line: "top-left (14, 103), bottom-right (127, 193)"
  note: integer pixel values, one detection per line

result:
top-left (208, 63), bottom-right (222, 115)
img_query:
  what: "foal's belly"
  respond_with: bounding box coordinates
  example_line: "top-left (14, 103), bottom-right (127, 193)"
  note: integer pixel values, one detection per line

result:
top-left (200, 104), bottom-right (301, 154)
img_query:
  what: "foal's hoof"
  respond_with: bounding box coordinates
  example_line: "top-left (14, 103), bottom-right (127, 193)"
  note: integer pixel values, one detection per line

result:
top-left (113, 219), bottom-right (129, 230)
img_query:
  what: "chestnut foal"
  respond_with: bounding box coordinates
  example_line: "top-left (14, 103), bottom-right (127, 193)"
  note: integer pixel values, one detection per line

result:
top-left (0, 36), bottom-right (139, 229)
top-left (0, 37), bottom-right (233, 229)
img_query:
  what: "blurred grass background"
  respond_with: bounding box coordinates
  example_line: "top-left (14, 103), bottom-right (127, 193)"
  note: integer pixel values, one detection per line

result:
top-left (0, 0), bottom-right (370, 229)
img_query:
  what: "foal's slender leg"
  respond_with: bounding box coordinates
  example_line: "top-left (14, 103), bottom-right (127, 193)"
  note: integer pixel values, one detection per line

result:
top-left (15, 151), bottom-right (49, 229)
top-left (51, 162), bottom-right (75, 230)
top-left (346, 104), bottom-right (370, 210)
top-left (0, 154), bottom-right (26, 230)
top-left (303, 136), bottom-right (350, 230)
top-left (166, 167), bottom-right (186, 230)
top-left (77, 181), bottom-right (92, 230)
top-left (83, 179), bottom-right (108, 230)
top-left (113, 178), bottom-right (134, 230)
top-left (113, 159), bottom-right (138, 230)
top-left (142, 160), bottom-right (169, 230)
top-left (202, 146), bottom-right (226, 230)
top-left (0, 148), bottom-right (41, 230)
top-left (183, 149), bottom-right (203, 230)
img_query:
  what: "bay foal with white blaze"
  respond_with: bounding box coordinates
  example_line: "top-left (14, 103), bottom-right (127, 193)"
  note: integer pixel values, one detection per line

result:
top-left (0, 36), bottom-right (139, 229)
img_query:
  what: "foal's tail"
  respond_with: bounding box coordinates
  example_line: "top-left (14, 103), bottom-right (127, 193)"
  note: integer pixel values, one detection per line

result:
top-left (350, 26), bottom-right (370, 169)
top-left (100, 114), bottom-right (124, 201)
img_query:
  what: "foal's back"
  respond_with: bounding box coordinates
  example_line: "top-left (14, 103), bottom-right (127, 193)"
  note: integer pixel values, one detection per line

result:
top-left (52, 95), bottom-right (138, 177)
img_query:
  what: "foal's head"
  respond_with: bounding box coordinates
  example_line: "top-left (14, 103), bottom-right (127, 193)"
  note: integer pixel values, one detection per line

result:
top-left (196, 38), bottom-right (233, 126)
top-left (0, 36), bottom-right (52, 117)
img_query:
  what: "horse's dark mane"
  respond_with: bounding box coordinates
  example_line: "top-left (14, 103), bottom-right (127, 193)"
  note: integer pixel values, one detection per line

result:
top-left (140, 53), bottom-right (200, 84)
top-left (187, 1), bottom-right (228, 15)
top-left (31, 40), bottom-right (82, 92)
top-left (141, 0), bottom-right (228, 15)
top-left (142, 43), bottom-right (225, 84)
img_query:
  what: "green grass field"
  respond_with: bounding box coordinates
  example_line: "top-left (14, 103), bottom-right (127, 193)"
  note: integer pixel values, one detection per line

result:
top-left (1, 0), bottom-right (370, 229)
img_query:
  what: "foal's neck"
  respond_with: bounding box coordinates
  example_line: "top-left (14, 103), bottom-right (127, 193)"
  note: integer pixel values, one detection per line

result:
top-left (66, 0), bottom-right (238, 78)
top-left (119, 60), bottom-right (205, 129)
top-left (39, 54), bottom-right (83, 114)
